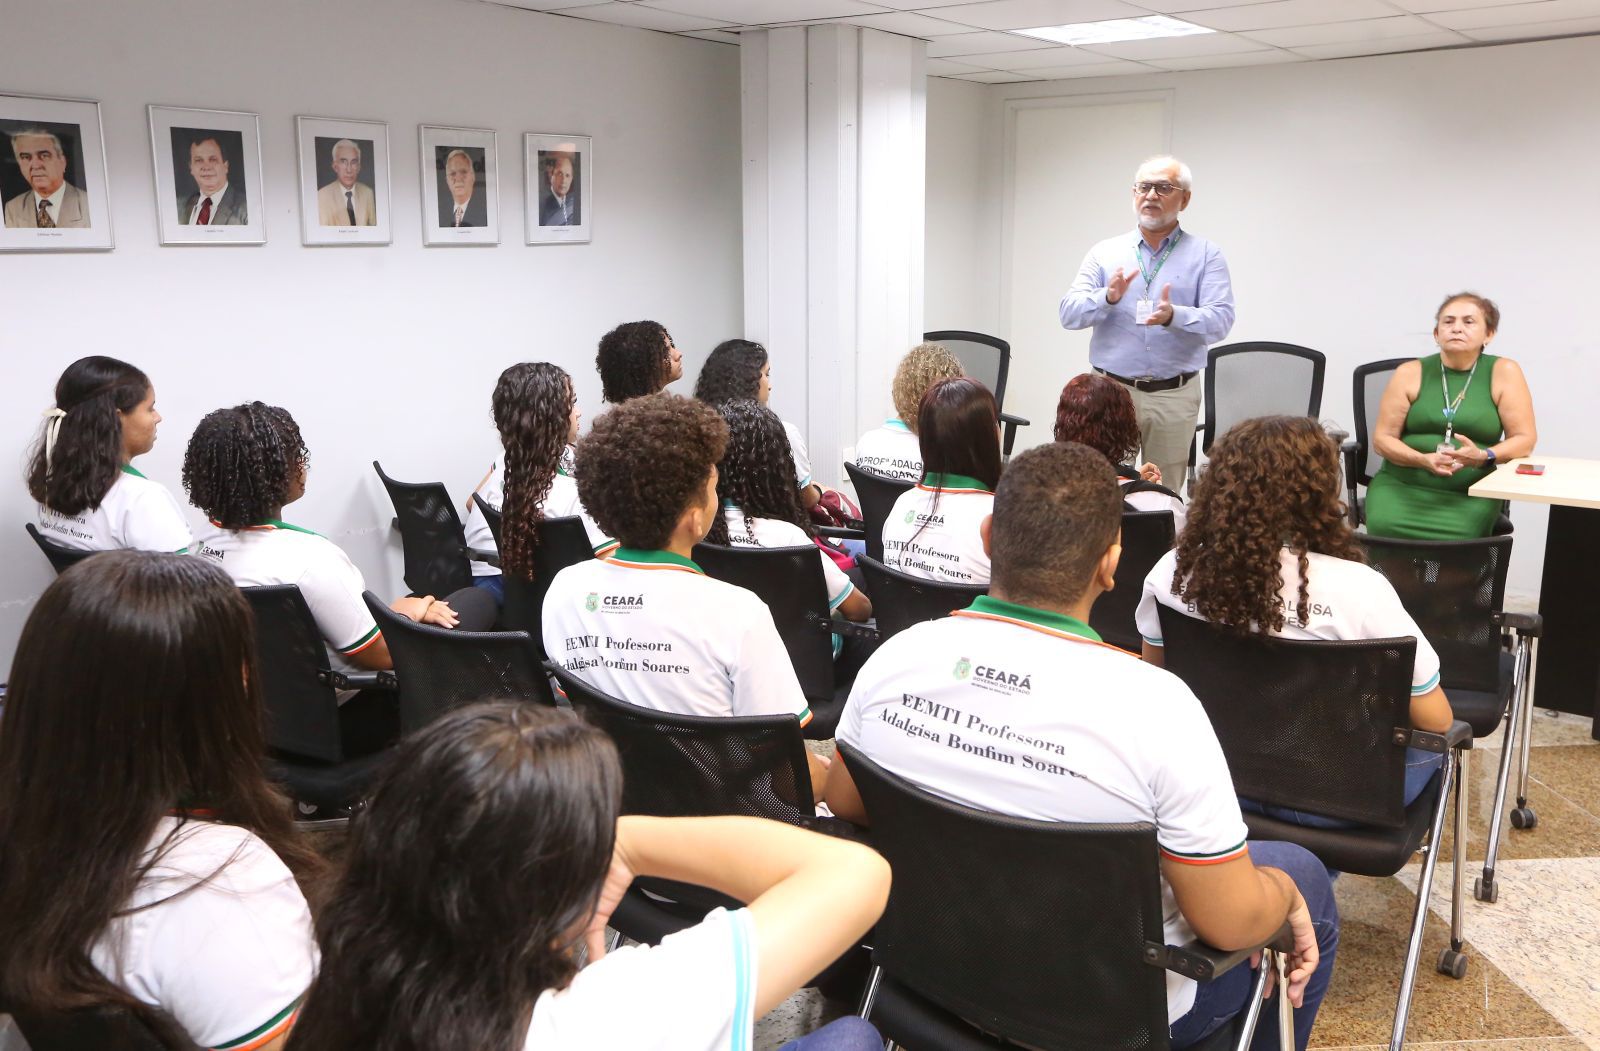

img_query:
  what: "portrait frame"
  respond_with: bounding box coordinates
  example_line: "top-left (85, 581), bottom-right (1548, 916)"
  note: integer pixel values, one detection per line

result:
top-left (149, 104), bottom-right (266, 246)
top-left (0, 92), bottom-right (113, 252)
top-left (295, 116), bottom-right (392, 247)
top-left (525, 132), bottom-right (591, 245)
top-left (420, 124), bottom-right (498, 247)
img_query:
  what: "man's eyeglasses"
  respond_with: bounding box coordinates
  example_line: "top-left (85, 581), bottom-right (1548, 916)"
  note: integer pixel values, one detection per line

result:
top-left (1133, 181), bottom-right (1181, 198)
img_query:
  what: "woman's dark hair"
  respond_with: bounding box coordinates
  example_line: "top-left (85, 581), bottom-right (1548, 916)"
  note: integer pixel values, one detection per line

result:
top-left (26, 356), bottom-right (152, 516)
top-left (493, 363), bottom-right (573, 581)
top-left (1053, 373), bottom-right (1141, 467)
top-left (182, 402), bottom-right (308, 529)
top-left (288, 702), bottom-right (621, 1051)
top-left (918, 377), bottom-right (1002, 491)
top-left (575, 393), bottom-right (728, 550)
top-left (694, 339), bottom-right (767, 404)
top-left (1173, 415), bottom-right (1363, 636)
top-left (596, 320), bottom-right (672, 404)
top-left (705, 400), bottom-right (811, 546)
top-left (0, 552), bottom-right (321, 1042)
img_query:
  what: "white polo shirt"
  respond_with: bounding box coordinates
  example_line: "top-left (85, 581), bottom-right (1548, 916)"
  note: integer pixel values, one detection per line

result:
top-left (720, 505), bottom-right (854, 612)
top-left (1135, 547), bottom-right (1442, 695)
top-left (89, 818), bottom-right (316, 1051)
top-left (194, 520), bottom-right (381, 668)
top-left (880, 473), bottom-right (993, 586)
top-left (463, 459), bottom-right (615, 577)
top-left (782, 419), bottom-right (813, 490)
top-left (1121, 480), bottom-right (1187, 535)
top-left (836, 595), bottom-right (1249, 1021)
top-left (35, 464), bottom-right (192, 553)
top-left (543, 548), bottom-right (812, 726)
top-left (523, 907), bottom-right (756, 1050)
top-left (852, 418), bottom-right (922, 482)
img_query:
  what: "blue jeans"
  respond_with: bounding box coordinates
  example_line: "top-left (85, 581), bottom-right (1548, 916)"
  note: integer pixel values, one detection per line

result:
top-left (1168, 840), bottom-right (1339, 1051)
top-left (471, 574), bottom-right (505, 605)
top-left (779, 1016), bottom-right (882, 1050)
top-left (1239, 748), bottom-right (1444, 829)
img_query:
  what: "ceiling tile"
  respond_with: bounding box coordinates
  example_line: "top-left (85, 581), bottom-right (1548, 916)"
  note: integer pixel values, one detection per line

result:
top-left (1384, 0), bottom-right (1553, 10)
top-left (677, 27), bottom-right (744, 42)
top-left (1244, 14), bottom-right (1441, 45)
top-left (640, 0), bottom-right (885, 23)
top-left (1424, 0), bottom-right (1600, 29)
top-left (1181, 0), bottom-right (1398, 31)
top-left (1458, 11), bottom-right (1600, 36)
top-left (927, 29), bottom-right (1063, 52)
top-left (1076, 28), bottom-right (1268, 57)
top-left (1123, 0), bottom-right (1288, 10)
top-left (484, 0), bottom-right (613, 10)
top-left (947, 69), bottom-right (1036, 80)
top-left (1289, 28), bottom-right (1469, 56)
top-left (1017, 57), bottom-right (1162, 75)
top-left (968, 43), bottom-right (1118, 65)
top-left (835, 11), bottom-right (977, 35)
top-left (871, 0), bottom-right (1013, 8)
top-left (1143, 47), bottom-right (1305, 68)
top-left (925, 56), bottom-right (992, 72)
top-left (927, 0), bottom-right (1146, 32)
top-left (570, 2), bottom-right (734, 30)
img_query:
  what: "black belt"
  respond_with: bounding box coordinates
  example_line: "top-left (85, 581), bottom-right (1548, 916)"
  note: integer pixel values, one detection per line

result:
top-left (1095, 368), bottom-right (1197, 393)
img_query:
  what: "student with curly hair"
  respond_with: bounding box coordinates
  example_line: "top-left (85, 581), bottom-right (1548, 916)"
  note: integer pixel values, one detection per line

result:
top-left (1054, 372), bottom-right (1186, 531)
top-left (596, 319), bottom-right (682, 404)
top-left (27, 355), bottom-right (191, 553)
top-left (706, 400), bottom-right (870, 624)
top-left (0, 552), bottom-right (320, 1051)
top-left (287, 701), bottom-right (890, 1051)
top-left (694, 337), bottom-right (822, 508)
top-left (880, 377), bottom-right (1002, 586)
top-left (463, 363), bottom-right (616, 599)
top-left (851, 342), bottom-right (965, 482)
top-left (1135, 415), bottom-right (1453, 824)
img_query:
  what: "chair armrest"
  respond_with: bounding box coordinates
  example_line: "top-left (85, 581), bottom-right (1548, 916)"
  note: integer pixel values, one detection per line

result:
top-left (816, 525), bottom-right (865, 541)
top-left (1341, 439), bottom-right (1360, 526)
top-left (467, 546), bottom-right (501, 568)
top-left (1321, 420), bottom-right (1349, 446)
top-left (1494, 610), bottom-right (1543, 638)
top-left (999, 412), bottom-right (1030, 459)
top-left (1396, 719), bottom-right (1473, 754)
top-left (1155, 920), bottom-right (1294, 982)
top-left (322, 669), bottom-right (398, 691)
top-left (832, 621), bottom-right (881, 642)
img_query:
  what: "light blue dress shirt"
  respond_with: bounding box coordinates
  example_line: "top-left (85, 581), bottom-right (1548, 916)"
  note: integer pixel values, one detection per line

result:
top-left (1058, 225), bottom-right (1236, 379)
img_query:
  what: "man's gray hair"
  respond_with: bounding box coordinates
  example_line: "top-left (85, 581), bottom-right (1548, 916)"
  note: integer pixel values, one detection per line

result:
top-left (1136, 155), bottom-right (1192, 191)
top-left (9, 127), bottom-right (64, 157)
top-left (330, 138), bottom-right (362, 164)
top-left (444, 148), bottom-right (473, 169)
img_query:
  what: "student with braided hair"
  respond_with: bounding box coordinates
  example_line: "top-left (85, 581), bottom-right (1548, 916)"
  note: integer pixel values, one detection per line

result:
top-left (596, 319), bottom-right (682, 405)
top-left (694, 338), bottom-right (821, 508)
top-left (27, 356), bottom-right (192, 553)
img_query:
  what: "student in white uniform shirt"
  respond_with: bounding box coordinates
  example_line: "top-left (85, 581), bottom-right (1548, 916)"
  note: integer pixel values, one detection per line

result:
top-left (27, 356), bottom-right (192, 553)
top-left (463, 362), bottom-right (617, 602)
top-left (880, 377), bottom-right (1001, 586)
top-left (290, 702), bottom-right (890, 1051)
top-left (1136, 415), bottom-right (1453, 827)
top-left (826, 443), bottom-right (1338, 1051)
top-left (1054, 371), bottom-right (1187, 531)
top-left (0, 553), bottom-right (320, 1051)
top-left (695, 337), bottom-right (824, 510)
top-left (851, 341), bottom-right (965, 483)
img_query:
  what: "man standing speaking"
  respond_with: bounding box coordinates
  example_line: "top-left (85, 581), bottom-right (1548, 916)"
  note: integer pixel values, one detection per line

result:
top-left (1058, 156), bottom-right (1234, 489)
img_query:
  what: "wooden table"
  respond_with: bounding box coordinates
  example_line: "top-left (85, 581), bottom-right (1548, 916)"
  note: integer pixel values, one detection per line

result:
top-left (1470, 456), bottom-right (1600, 737)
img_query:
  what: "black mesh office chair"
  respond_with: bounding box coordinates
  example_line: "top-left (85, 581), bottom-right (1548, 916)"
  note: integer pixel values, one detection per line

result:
top-left (1155, 606), bottom-right (1471, 1049)
top-left (471, 491), bottom-right (504, 548)
top-left (373, 460), bottom-right (474, 597)
top-left (924, 329), bottom-right (1031, 459)
top-left (363, 592), bottom-right (553, 727)
top-left (858, 554), bottom-right (983, 643)
top-left (1358, 534), bottom-right (1542, 903)
top-left (844, 462), bottom-right (913, 565)
top-left (1341, 358), bottom-right (1411, 526)
top-left (23, 523), bottom-right (97, 575)
top-left (841, 744), bottom-right (1292, 1051)
top-left (7, 1005), bottom-right (170, 1051)
top-left (1089, 509), bottom-right (1175, 652)
top-left (1188, 342), bottom-right (1325, 495)
top-left (499, 515), bottom-right (597, 661)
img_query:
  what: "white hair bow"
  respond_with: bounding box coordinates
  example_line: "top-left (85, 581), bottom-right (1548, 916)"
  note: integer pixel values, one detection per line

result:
top-left (42, 406), bottom-right (67, 472)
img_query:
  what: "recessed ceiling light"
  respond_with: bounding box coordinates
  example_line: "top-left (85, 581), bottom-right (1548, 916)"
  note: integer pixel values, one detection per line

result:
top-left (1014, 15), bottom-right (1214, 46)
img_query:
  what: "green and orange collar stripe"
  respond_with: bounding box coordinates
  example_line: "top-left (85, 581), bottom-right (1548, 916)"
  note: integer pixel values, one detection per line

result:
top-left (917, 472), bottom-right (991, 494)
top-left (210, 518), bottom-right (323, 537)
top-left (954, 595), bottom-right (1129, 653)
top-left (884, 417), bottom-right (911, 432)
top-left (121, 463), bottom-right (147, 478)
top-left (213, 995), bottom-right (303, 1050)
top-left (593, 539), bottom-right (621, 558)
top-left (609, 548), bottom-right (704, 574)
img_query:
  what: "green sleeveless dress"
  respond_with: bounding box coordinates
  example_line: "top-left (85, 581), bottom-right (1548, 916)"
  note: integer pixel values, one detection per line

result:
top-left (1364, 352), bottom-right (1502, 540)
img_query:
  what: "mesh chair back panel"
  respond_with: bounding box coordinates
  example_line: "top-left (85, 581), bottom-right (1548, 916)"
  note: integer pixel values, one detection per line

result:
top-left (841, 745), bottom-right (1171, 1051)
top-left (499, 516), bottom-right (595, 658)
top-left (551, 665), bottom-right (814, 823)
top-left (24, 523), bottom-right (97, 575)
top-left (1090, 511), bottom-right (1175, 651)
top-left (923, 330), bottom-right (1012, 410)
top-left (1353, 359), bottom-right (1409, 486)
top-left (1359, 535), bottom-right (1508, 694)
top-left (10, 1006), bottom-right (171, 1051)
top-left (241, 585), bottom-right (345, 763)
top-left (858, 554), bottom-right (984, 641)
top-left (364, 595), bottom-right (552, 729)
top-left (373, 461), bottom-right (472, 597)
top-left (692, 542), bottom-right (835, 702)
top-left (1203, 343), bottom-right (1325, 452)
top-left (472, 492), bottom-right (504, 547)
top-left (1155, 606), bottom-right (1414, 828)
top-left (845, 462), bottom-right (915, 564)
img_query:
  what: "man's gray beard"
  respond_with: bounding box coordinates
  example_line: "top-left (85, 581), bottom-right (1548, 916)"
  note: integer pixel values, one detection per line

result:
top-left (1138, 212), bottom-right (1174, 231)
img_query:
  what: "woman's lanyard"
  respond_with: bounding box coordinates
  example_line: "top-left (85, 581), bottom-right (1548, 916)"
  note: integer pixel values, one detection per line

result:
top-left (1440, 355), bottom-right (1479, 444)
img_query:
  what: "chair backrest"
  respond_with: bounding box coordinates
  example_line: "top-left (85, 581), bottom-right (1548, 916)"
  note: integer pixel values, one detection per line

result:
top-left (1358, 534), bottom-right (1510, 695)
top-left (500, 515), bottom-right (599, 659)
top-left (844, 462), bottom-right (915, 564)
top-left (471, 492), bottom-right (504, 547)
top-left (24, 523), bottom-right (97, 575)
top-left (372, 460), bottom-right (472, 597)
top-left (363, 593), bottom-right (553, 728)
top-left (858, 554), bottom-right (984, 642)
top-left (241, 584), bottom-right (346, 763)
top-left (839, 744), bottom-right (1173, 1051)
top-left (1201, 342), bottom-right (1326, 453)
top-left (1351, 357), bottom-right (1412, 488)
top-left (550, 663), bottom-right (815, 823)
top-left (923, 329), bottom-right (1012, 411)
top-left (1155, 605), bottom-right (1415, 828)
top-left (691, 542), bottom-right (834, 702)
top-left (1089, 510), bottom-right (1175, 651)
top-left (9, 1005), bottom-right (172, 1051)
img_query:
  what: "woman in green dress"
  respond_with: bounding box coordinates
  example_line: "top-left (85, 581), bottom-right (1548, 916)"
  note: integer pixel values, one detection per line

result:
top-left (1365, 292), bottom-right (1537, 539)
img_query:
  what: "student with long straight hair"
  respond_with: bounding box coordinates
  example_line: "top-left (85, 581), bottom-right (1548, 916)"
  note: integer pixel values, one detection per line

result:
top-left (695, 338), bottom-right (820, 508)
top-left (27, 355), bottom-right (191, 552)
top-left (289, 701), bottom-right (890, 1051)
top-left (879, 376), bottom-right (1002, 585)
top-left (0, 552), bottom-right (320, 1050)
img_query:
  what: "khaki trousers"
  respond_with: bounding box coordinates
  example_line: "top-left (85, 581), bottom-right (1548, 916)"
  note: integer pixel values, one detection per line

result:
top-left (1126, 374), bottom-right (1203, 491)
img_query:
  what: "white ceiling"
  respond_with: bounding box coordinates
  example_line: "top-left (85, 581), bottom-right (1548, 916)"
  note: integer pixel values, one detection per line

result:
top-left (483, 0), bottom-right (1600, 80)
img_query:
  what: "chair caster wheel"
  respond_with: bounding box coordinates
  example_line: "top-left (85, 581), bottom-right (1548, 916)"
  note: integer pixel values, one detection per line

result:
top-left (1437, 947), bottom-right (1468, 979)
top-left (1473, 877), bottom-right (1498, 904)
top-left (1510, 807), bottom-right (1538, 829)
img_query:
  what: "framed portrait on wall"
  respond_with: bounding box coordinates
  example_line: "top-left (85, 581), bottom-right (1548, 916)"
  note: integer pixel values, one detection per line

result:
top-left (0, 93), bottom-right (113, 252)
top-left (420, 124), bottom-right (497, 246)
top-left (295, 116), bottom-right (392, 246)
top-left (525, 132), bottom-right (591, 245)
top-left (148, 105), bottom-right (266, 245)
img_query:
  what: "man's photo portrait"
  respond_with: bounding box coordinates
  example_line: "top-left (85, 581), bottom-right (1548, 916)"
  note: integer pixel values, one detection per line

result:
top-left (537, 149), bottom-right (580, 227)
top-left (2, 121), bottom-right (90, 229)
top-left (317, 136), bottom-right (376, 226)
top-left (436, 145), bottom-right (486, 228)
top-left (171, 127), bottom-right (248, 226)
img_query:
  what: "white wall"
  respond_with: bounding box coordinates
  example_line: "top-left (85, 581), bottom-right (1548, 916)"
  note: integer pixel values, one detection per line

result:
top-left (925, 35), bottom-right (1600, 602)
top-left (1, 0), bottom-right (743, 670)
top-left (922, 76), bottom-right (999, 337)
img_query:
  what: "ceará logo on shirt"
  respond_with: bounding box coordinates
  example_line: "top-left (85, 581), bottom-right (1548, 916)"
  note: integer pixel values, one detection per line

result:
top-left (906, 510), bottom-right (945, 526)
top-left (586, 593), bottom-right (645, 613)
top-left (952, 657), bottom-right (972, 680)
